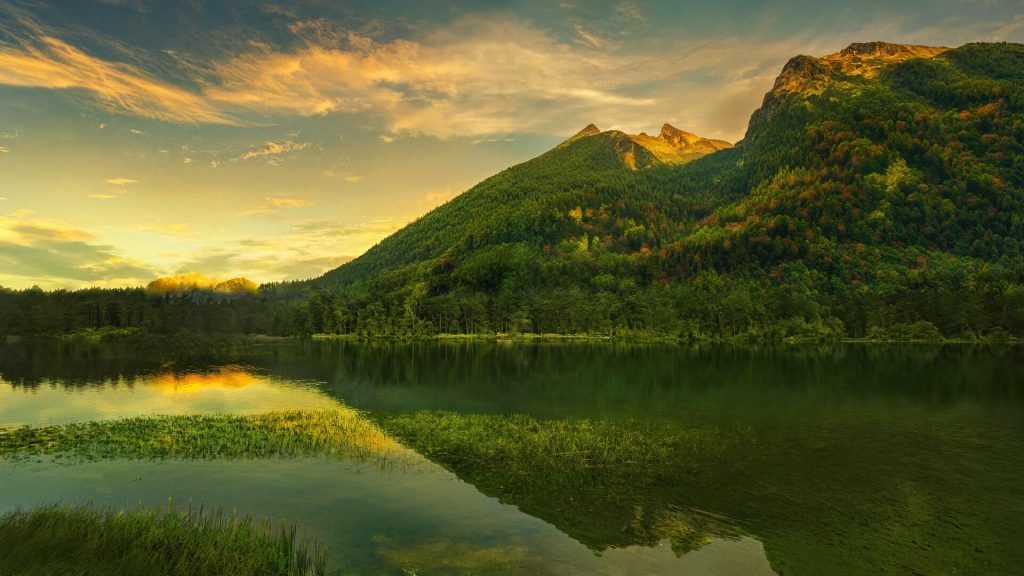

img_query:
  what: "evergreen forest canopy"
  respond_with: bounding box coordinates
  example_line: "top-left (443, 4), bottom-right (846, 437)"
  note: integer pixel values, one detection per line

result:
top-left (2, 41), bottom-right (1024, 343)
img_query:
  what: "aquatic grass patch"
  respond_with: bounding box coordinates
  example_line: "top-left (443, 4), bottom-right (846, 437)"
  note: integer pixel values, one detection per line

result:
top-left (0, 503), bottom-right (327, 576)
top-left (0, 409), bottom-right (405, 464)
top-left (377, 411), bottom-right (760, 476)
top-left (376, 410), bottom-right (1024, 575)
top-left (376, 411), bottom-right (757, 552)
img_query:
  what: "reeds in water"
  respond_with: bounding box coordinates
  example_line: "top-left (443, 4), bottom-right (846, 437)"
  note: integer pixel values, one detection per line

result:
top-left (0, 408), bottom-right (405, 466)
top-left (0, 502), bottom-right (328, 576)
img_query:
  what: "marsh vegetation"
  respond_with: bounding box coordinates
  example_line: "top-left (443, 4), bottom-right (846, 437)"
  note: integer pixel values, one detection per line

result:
top-left (0, 409), bottom-right (404, 464)
top-left (0, 503), bottom-right (327, 576)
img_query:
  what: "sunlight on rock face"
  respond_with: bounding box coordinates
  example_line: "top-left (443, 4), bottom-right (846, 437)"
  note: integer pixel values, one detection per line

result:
top-left (144, 274), bottom-right (259, 296)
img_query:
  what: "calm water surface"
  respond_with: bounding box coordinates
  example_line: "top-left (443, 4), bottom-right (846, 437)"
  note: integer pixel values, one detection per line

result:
top-left (1, 341), bottom-right (1021, 575)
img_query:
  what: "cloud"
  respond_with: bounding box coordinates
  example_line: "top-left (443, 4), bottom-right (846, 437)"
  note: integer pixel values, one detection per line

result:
top-left (89, 190), bottom-right (128, 200)
top-left (164, 219), bottom-right (404, 283)
top-left (423, 188), bottom-right (460, 207)
top-left (573, 24), bottom-right (608, 49)
top-left (6, 5), bottom-right (995, 143)
top-left (198, 16), bottom-right (673, 138)
top-left (0, 8), bottom-right (815, 140)
top-left (344, 175), bottom-right (363, 183)
top-left (2, 212), bottom-right (94, 243)
top-left (106, 177), bottom-right (139, 185)
top-left (267, 255), bottom-right (353, 279)
top-left (471, 137), bottom-right (516, 145)
top-left (614, 1), bottom-right (648, 23)
top-left (0, 29), bottom-right (239, 125)
top-left (172, 252), bottom-right (240, 275)
top-left (238, 140), bottom-right (310, 161)
top-left (0, 146), bottom-right (8, 153)
top-left (267, 197), bottom-right (311, 209)
top-left (0, 211), bottom-right (154, 287)
top-left (234, 219), bottom-right (403, 279)
top-left (240, 196), bottom-right (313, 216)
top-left (189, 15), bottom-right (834, 141)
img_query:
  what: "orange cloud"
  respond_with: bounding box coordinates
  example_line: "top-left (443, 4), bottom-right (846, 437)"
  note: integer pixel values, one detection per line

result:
top-left (238, 140), bottom-right (310, 161)
top-left (0, 211), bottom-right (94, 244)
top-left (0, 210), bottom-right (155, 287)
top-left (89, 191), bottom-right (127, 200)
top-left (0, 12), bottom-right (834, 141)
top-left (240, 196), bottom-right (313, 216)
top-left (0, 35), bottom-right (238, 125)
top-left (196, 17), bottom-right (666, 137)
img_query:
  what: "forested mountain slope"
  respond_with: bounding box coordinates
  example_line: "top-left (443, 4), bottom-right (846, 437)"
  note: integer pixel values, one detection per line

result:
top-left (305, 41), bottom-right (1024, 340)
top-left (3, 41), bottom-right (1022, 342)
top-left (317, 122), bottom-right (731, 291)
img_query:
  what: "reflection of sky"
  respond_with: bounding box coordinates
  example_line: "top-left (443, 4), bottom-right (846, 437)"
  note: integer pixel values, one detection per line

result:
top-left (0, 366), bottom-right (341, 427)
top-left (0, 458), bottom-right (776, 575)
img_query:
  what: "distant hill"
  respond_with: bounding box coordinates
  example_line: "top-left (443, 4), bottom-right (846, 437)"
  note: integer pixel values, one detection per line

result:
top-left (316, 120), bottom-right (733, 292)
top-left (303, 41), bottom-right (1024, 340)
top-left (146, 274), bottom-right (259, 297)
top-left (560, 123), bottom-right (732, 168)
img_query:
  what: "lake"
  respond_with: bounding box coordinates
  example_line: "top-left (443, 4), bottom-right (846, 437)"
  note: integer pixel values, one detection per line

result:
top-left (1, 341), bottom-right (1022, 575)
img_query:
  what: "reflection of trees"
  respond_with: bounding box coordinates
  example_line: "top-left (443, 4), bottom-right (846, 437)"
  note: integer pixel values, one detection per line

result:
top-left (265, 341), bottom-right (1024, 418)
top-left (377, 412), bottom-right (750, 554)
top-left (0, 340), bottom-right (157, 389)
top-left (378, 408), bottom-right (1024, 576)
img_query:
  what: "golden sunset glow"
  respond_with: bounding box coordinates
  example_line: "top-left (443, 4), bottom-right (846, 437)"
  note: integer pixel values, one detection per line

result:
top-left (145, 368), bottom-right (258, 395)
top-left (1, 0), bottom-right (1022, 289)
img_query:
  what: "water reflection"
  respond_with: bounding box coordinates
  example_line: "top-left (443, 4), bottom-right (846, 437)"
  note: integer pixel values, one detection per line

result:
top-left (0, 458), bottom-right (777, 575)
top-left (146, 366), bottom-right (256, 394)
top-left (257, 341), bottom-right (1024, 422)
top-left (1, 340), bottom-right (1021, 574)
top-left (0, 365), bottom-right (338, 427)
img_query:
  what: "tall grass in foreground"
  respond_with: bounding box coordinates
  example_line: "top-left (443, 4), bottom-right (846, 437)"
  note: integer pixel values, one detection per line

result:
top-left (0, 409), bottom-right (404, 465)
top-left (0, 503), bottom-right (327, 576)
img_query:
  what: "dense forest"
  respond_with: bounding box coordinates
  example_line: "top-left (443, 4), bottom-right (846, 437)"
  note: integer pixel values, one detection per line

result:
top-left (2, 42), bottom-right (1024, 343)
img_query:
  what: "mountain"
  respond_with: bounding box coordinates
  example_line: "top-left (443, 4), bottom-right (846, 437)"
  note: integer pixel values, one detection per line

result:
top-left (559, 123), bottom-right (732, 168)
top-left (146, 274), bottom-right (259, 297)
top-left (747, 41), bottom-right (950, 140)
top-left (307, 41), bottom-right (1024, 341)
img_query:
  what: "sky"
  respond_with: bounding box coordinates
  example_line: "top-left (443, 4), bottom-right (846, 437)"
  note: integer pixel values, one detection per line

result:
top-left (0, 0), bottom-right (1022, 289)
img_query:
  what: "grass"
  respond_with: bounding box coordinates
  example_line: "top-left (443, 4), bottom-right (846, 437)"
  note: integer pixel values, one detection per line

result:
top-left (0, 503), bottom-right (327, 576)
top-left (0, 409), bottom-right (405, 464)
top-left (375, 410), bottom-right (1024, 576)
top-left (376, 411), bottom-right (751, 553)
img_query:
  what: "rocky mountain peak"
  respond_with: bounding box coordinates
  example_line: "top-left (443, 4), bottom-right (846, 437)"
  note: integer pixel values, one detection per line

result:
top-left (839, 41), bottom-right (940, 58)
top-left (745, 40), bottom-right (950, 143)
top-left (659, 123), bottom-right (700, 146)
